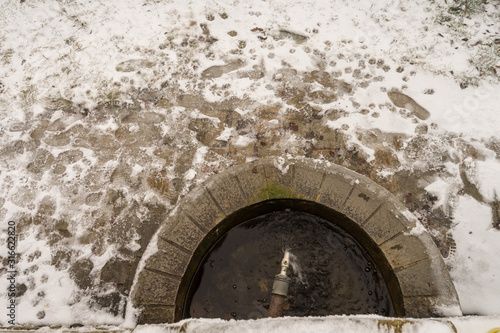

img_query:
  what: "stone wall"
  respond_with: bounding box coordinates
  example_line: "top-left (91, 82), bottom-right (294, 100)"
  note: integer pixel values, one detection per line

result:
top-left (3, 33), bottom-right (499, 323)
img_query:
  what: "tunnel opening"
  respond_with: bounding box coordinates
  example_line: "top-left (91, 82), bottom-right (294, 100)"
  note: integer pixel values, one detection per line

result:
top-left (177, 199), bottom-right (405, 321)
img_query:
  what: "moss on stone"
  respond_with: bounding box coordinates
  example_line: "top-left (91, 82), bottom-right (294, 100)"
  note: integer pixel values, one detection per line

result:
top-left (255, 182), bottom-right (302, 201)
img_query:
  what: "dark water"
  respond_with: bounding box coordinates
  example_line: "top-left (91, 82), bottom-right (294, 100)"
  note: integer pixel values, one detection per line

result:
top-left (185, 211), bottom-right (394, 320)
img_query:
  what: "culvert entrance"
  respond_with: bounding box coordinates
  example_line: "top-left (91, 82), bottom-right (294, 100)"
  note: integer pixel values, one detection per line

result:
top-left (184, 208), bottom-right (398, 320)
top-left (131, 157), bottom-right (461, 323)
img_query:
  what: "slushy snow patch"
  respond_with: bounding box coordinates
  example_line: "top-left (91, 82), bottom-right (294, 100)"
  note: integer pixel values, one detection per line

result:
top-left (425, 178), bottom-right (457, 212)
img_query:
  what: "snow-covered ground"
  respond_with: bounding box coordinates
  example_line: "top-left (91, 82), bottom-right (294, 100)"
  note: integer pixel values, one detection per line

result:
top-left (0, 0), bottom-right (499, 326)
top-left (133, 315), bottom-right (500, 333)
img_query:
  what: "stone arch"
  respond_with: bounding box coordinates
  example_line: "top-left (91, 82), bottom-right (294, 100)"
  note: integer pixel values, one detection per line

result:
top-left (130, 157), bottom-right (461, 323)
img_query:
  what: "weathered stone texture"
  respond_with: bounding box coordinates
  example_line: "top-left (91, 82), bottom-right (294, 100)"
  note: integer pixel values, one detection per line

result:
top-left (365, 202), bottom-right (412, 239)
top-left (180, 188), bottom-right (226, 232)
top-left (232, 162), bottom-right (268, 203)
top-left (292, 163), bottom-right (324, 200)
top-left (144, 245), bottom-right (190, 278)
top-left (133, 270), bottom-right (179, 305)
top-left (138, 305), bottom-right (175, 324)
top-left (204, 172), bottom-right (247, 215)
top-left (343, 182), bottom-right (389, 225)
top-left (158, 212), bottom-right (205, 252)
top-left (380, 233), bottom-right (431, 269)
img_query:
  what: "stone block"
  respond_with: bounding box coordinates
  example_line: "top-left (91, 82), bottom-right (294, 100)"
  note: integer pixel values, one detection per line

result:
top-left (395, 259), bottom-right (439, 297)
top-left (188, 117), bottom-right (224, 146)
top-left (133, 270), bottom-right (179, 305)
top-left (228, 141), bottom-right (255, 164)
top-left (293, 163), bottom-right (324, 201)
top-left (343, 179), bottom-right (389, 225)
top-left (362, 207), bottom-right (407, 245)
top-left (144, 243), bottom-right (191, 278)
top-left (402, 296), bottom-right (448, 318)
top-left (255, 147), bottom-right (283, 159)
top-left (158, 212), bottom-right (204, 252)
top-left (262, 161), bottom-right (295, 199)
top-left (181, 187), bottom-right (226, 232)
top-left (402, 264), bottom-right (462, 316)
top-left (232, 161), bottom-right (268, 203)
top-left (69, 259), bottom-right (94, 290)
top-left (204, 171), bottom-right (248, 215)
top-left (138, 305), bottom-right (175, 324)
top-left (257, 104), bottom-right (282, 120)
top-left (426, 251), bottom-right (462, 301)
top-left (314, 128), bottom-right (344, 150)
top-left (318, 172), bottom-right (356, 213)
top-left (210, 147), bottom-right (228, 158)
top-left (380, 233), bottom-right (431, 269)
top-left (263, 160), bottom-right (294, 187)
top-left (256, 127), bottom-right (281, 149)
top-left (100, 258), bottom-right (137, 291)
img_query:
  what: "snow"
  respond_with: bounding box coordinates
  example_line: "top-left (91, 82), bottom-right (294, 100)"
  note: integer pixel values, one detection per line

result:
top-left (447, 196), bottom-right (500, 315)
top-left (425, 178), bottom-right (457, 213)
top-left (131, 316), bottom-right (500, 333)
top-left (451, 316), bottom-right (500, 333)
top-left (470, 159), bottom-right (500, 202)
top-left (123, 231), bottom-right (160, 328)
top-left (404, 221), bottom-right (427, 236)
top-left (216, 127), bottom-right (233, 142)
top-left (0, 228), bottom-right (122, 325)
top-left (0, 0), bottom-right (499, 326)
top-left (274, 157), bottom-right (290, 175)
top-left (233, 135), bottom-right (254, 147)
top-left (133, 317), bottom-right (405, 333)
top-left (427, 79), bottom-right (500, 139)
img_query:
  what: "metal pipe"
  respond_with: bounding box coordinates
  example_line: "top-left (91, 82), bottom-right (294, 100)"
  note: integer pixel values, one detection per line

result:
top-left (268, 294), bottom-right (287, 318)
top-left (268, 251), bottom-right (291, 318)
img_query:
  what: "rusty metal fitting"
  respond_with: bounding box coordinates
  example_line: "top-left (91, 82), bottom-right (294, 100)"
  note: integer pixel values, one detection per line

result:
top-left (272, 273), bottom-right (291, 297)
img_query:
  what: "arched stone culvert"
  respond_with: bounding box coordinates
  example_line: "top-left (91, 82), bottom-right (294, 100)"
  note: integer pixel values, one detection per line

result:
top-left (130, 157), bottom-right (461, 323)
